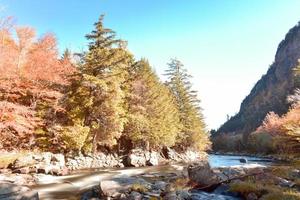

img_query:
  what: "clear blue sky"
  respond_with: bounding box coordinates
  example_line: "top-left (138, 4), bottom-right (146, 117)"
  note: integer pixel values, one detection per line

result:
top-left (1, 0), bottom-right (300, 129)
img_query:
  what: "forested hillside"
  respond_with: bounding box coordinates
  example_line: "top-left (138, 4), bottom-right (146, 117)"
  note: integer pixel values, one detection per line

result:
top-left (213, 22), bottom-right (300, 154)
top-left (0, 16), bottom-right (210, 154)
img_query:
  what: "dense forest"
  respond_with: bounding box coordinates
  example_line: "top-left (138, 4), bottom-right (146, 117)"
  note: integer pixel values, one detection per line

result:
top-left (0, 15), bottom-right (210, 154)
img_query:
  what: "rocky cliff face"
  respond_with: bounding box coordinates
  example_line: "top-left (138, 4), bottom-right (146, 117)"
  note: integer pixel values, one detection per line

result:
top-left (217, 22), bottom-right (300, 137)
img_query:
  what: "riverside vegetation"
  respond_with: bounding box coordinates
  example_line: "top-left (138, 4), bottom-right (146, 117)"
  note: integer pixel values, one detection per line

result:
top-left (0, 15), bottom-right (210, 154)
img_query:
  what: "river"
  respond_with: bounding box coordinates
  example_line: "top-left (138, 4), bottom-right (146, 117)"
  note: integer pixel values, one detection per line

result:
top-left (31, 154), bottom-right (275, 199)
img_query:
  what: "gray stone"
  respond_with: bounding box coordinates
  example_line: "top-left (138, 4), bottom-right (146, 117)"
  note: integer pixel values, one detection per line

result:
top-left (246, 192), bottom-right (258, 200)
top-left (276, 177), bottom-right (295, 188)
top-left (177, 190), bottom-right (191, 199)
top-left (152, 181), bottom-right (168, 191)
top-left (99, 177), bottom-right (151, 197)
top-left (188, 162), bottom-right (219, 186)
top-left (239, 158), bottom-right (248, 163)
top-left (0, 182), bottom-right (39, 200)
top-left (147, 152), bottom-right (159, 166)
top-left (163, 191), bottom-right (177, 200)
top-left (51, 154), bottom-right (65, 167)
top-left (127, 149), bottom-right (147, 167)
top-left (129, 191), bottom-right (143, 200)
top-left (12, 155), bottom-right (36, 169)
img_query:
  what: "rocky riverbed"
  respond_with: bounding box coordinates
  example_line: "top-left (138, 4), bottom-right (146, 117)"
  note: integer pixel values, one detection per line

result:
top-left (0, 152), bottom-right (299, 200)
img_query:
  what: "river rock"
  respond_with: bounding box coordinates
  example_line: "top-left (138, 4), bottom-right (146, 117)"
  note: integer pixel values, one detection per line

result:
top-left (99, 177), bottom-right (151, 198)
top-left (127, 149), bottom-right (147, 167)
top-left (11, 154), bottom-right (37, 169)
top-left (246, 192), bottom-right (258, 200)
top-left (128, 191), bottom-right (143, 200)
top-left (152, 181), bottom-right (168, 191)
top-left (162, 147), bottom-right (181, 161)
top-left (0, 182), bottom-right (39, 200)
top-left (147, 151), bottom-right (159, 166)
top-left (51, 154), bottom-right (65, 167)
top-left (188, 163), bottom-right (266, 187)
top-left (188, 162), bottom-right (219, 186)
top-left (163, 191), bottom-right (177, 200)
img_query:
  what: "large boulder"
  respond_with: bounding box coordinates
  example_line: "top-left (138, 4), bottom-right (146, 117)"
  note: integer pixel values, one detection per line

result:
top-left (188, 163), bottom-right (266, 187)
top-left (127, 149), bottom-right (147, 167)
top-left (146, 151), bottom-right (159, 166)
top-left (188, 162), bottom-right (219, 187)
top-left (0, 182), bottom-right (39, 200)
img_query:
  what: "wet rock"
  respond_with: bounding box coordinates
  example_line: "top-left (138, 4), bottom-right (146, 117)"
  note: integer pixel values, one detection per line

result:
top-left (81, 185), bottom-right (100, 200)
top-left (275, 177), bottom-right (295, 188)
top-left (246, 192), bottom-right (258, 200)
top-left (144, 191), bottom-right (161, 198)
top-left (291, 169), bottom-right (300, 178)
top-left (177, 190), bottom-right (191, 199)
top-left (163, 191), bottom-right (177, 200)
top-left (152, 181), bottom-right (168, 191)
top-left (0, 182), bottom-right (39, 200)
top-left (213, 184), bottom-right (239, 197)
top-left (0, 174), bottom-right (35, 186)
top-left (128, 191), bottom-right (143, 200)
top-left (239, 158), bottom-right (248, 163)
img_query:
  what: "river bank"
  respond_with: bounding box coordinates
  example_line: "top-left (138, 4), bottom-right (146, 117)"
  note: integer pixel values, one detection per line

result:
top-left (2, 153), bottom-right (298, 200)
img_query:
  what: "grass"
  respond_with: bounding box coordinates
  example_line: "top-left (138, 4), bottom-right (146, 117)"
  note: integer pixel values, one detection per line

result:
top-left (261, 190), bottom-right (300, 200)
top-left (229, 164), bottom-right (300, 200)
top-left (170, 178), bottom-right (191, 190)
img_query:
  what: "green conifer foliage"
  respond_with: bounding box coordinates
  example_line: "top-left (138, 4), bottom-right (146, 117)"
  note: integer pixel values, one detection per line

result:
top-left (125, 59), bottom-right (180, 149)
top-left (64, 15), bottom-right (134, 152)
top-left (165, 58), bottom-right (210, 151)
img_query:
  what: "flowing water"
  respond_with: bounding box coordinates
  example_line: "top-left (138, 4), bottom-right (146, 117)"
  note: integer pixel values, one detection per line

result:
top-left (208, 154), bottom-right (274, 168)
top-left (30, 154), bottom-right (275, 199)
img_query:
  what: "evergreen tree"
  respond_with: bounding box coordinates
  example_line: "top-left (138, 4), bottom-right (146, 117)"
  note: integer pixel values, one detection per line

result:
top-left (125, 59), bottom-right (180, 149)
top-left (63, 15), bottom-right (133, 153)
top-left (165, 58), bottom-right (210, 151)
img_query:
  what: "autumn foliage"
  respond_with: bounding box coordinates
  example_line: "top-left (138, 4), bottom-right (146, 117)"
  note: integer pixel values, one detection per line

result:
top-left (0, 17), bottom-right (75, 151)
top-left (0, 17), bottom-right (74, 83)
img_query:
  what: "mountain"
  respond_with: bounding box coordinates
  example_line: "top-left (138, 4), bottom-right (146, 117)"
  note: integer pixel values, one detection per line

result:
top-left (217, 22), bottom-right (300, 139)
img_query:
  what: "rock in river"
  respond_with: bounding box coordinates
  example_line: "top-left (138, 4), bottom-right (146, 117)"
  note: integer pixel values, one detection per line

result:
top-left (0, 182), bottom-right (39, 200)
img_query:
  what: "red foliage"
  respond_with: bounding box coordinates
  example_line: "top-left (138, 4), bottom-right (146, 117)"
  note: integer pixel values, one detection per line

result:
top-left (0, 19), bottom-right (75, 84)
top-left (0, 101), bottom-right (42, 150)
top-left (0, 17), bottom-right (76, 151)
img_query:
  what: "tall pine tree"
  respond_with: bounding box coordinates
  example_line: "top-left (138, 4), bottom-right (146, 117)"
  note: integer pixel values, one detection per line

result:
top-left (63, 15), bottom-right (134, 153)
top-left (165, 58), bottom-right (210, 151)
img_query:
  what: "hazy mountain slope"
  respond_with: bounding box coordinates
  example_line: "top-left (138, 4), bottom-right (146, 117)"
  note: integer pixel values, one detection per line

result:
top-left (217, 22), bottom-right (300, 137)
